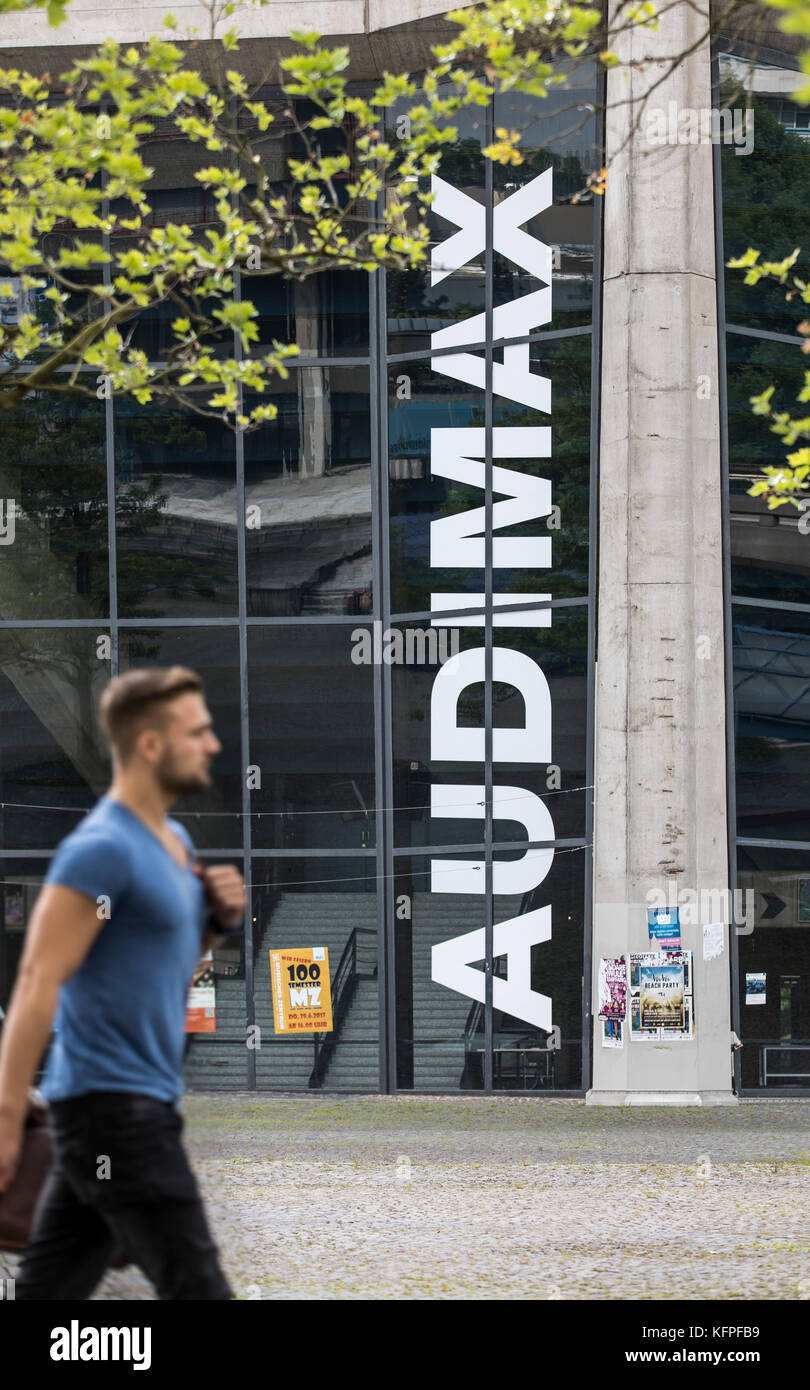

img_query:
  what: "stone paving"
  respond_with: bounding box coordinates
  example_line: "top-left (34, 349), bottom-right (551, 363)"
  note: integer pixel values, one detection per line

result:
top-left (2, 1094), bottom-right (810, 1300)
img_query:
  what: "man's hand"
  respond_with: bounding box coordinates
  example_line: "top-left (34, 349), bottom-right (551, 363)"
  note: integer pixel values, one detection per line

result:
top-left (193, 863), bottom-right (246, 931)
top-left (0, 1108), bottom-right (22, 1194)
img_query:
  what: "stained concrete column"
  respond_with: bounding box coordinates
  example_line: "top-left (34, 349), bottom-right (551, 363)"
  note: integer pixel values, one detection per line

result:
top-left (588, 1), bottom-right (733, 1103)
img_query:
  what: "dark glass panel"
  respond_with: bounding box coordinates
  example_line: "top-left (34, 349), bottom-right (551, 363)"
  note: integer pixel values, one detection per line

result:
top-left (393, 853), bottom-right (487, 1091)
top-left (494, 72), bottom-right (597, 330)
top-left (387, 95), bottom-right (487, 355)
top-left (389, 334), bottom-right (590, 615)
top-left (391, 614), bottom-right (587, 849)
top-left (720, 55), bottom-right (810, 335)
top-left (114, 396), bottom-right (237, 618)
top-left (733, 604), bottom-right (810, 842)
top-left (118, 626), bottom-right (242, 849)
top-left (728, 335), bottom-right (810, 605)
top-left (0, 861), bottom-right (52, 1083)
top-left (243, 366), bottom-right (372, 616)
top-left (243, 268), bottom-right (370, 358)
top-left (183, 857), bottom-right (247, 1093)
top-left (0, 630), bottom-right (109, 851)
top-left (247, 626), bottom-right (376, 851)
top-left (737, 845), bottom-right (810, 1089)
top-left (112, 132), bottom-right (222, 360)
top-left (490, 844), bottom-right (585, 1091)
top-left (0, 391), bottom-right (108, 620)
top-left (391, 623), bottom-right (498, 850)
top-left (250, 857), bottom-right (378, 1091)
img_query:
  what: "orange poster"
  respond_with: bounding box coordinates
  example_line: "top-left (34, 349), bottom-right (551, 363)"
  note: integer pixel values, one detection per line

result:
top-left (269, 946), bottom-right (333, 1033)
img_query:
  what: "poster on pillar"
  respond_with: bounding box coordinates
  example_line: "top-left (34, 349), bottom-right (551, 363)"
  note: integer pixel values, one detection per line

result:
top-left (598, 957), bottom-right (627, 1047)
top-left (628, 951), bottom-right (694, 1041)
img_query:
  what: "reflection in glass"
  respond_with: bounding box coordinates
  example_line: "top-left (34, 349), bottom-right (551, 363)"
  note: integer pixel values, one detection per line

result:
top-left (183, 859), bottom-right (247, 1092)
top-left (251, 858), bottom-right (378, 1091)
top-left (0, 631), bottom-right (109, 851)
top-left (0, 863), bottom-right (50, 1084)
top-left (733, 606), bottom-right (810, 842)
top-left (394, 855), bottom-right (489, 1090)
top-left (114, 397), bottom-right (237, 618)
top-left (737, 845), bottom-right (810, 1088)
top-left (247, 626), bottom-right (376, 851)
top-left (118, 627), bottom-right (242, 849)
top-left (389, 335), bottom-right (591, 615)
top-left (113, 135), bottom-right (221, 359)
top-left (490, 846), bottom-right (584, 1090)
top-left (0, 391), bottom-right (108, 620)
top-left (720, 53), bottom-right (810, 335)
top-left (244, 268), bottom-right (370, 358)
top-left (387, 97), bottom-right (488, 354)
top-left (728, 336), bottom-right (810, 604)
top-left (494, 77), bottom-right (597, 331)
top-left (243, 367), bottom-right (372, 615)
top-left (390, 616), bottom-right (587, 848)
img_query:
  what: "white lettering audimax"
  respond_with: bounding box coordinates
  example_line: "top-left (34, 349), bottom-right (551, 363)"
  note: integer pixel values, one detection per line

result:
top-left (428, 168), bottom-right (556, 1029)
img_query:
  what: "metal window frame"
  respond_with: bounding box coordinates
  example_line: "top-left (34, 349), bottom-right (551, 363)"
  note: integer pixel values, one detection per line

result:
top-left (0, 81), bottom-right (602, 1101)
top-left (714, 37), bottom-right (810, 1096)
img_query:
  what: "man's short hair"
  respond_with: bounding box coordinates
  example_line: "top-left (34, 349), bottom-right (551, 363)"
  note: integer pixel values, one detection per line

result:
top-left (99, 666), bottom-right (204, 760)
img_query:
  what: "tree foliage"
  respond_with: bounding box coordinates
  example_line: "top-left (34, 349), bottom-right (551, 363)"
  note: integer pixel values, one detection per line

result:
top-left (0, 0), bottom-right (616, 429)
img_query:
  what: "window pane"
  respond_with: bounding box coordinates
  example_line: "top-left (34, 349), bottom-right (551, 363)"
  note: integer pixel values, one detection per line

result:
top-left (737, 845), bottom-right (810, 1089)
top-left (0, 630), bottom-right (109, 850)
top-left (494, 71), bottom-right (598, 332)
top-left (0, 861), bottom-right (52, 1085)
top-left (247, 626), bottom-right (376, 851)
top-left (118, 627), bottom-right (242, 849)
top-left (733, 605), bottom-right (810, 842)
top-left (728, 335), bottom-right (810, 605)
top-left (183, 857), bottom-right (247, 1092)
top-left (387, 94), bottom-right (487, 356)
top-left (389, 335), bottom-right (591, 615)
top-left (114, 398), bottom-right (238, 618)
top-left (390, 614), bottom-right (587, 848)
top-left (720, 56), bottom-right (810, 335)
top-left (243, 366), bottom-right (372, 616)
top-left (491, 844), bottom-right (585, 1091)
top-left (243, 268), bottom-right (370, 358)
top-left (251, 858), bottom-right (379, 1091)
top-left (394, 853), bottom-right (487, 1091)
top-left (0, 392), bottom-right (108, 620)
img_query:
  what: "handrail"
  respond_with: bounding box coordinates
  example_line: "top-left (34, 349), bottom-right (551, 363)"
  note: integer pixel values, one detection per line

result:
top-left (309, 926), bottom-right (377, 1088)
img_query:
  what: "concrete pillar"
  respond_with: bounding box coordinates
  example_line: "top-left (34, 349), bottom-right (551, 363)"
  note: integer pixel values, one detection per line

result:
top-left (588, 1), bottom-right (733, 1104)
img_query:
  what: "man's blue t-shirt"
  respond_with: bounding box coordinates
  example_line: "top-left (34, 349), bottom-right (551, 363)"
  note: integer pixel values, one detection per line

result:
top-left (39, 796), bottom-right (208, 1106)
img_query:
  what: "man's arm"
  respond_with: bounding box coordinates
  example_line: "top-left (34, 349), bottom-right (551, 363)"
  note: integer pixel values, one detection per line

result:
top-left (0, 884), bottom-right (107, 1190)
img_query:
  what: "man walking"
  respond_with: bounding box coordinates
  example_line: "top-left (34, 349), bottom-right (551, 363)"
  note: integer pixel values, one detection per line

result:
top-left (0, 666), bottom-right (245, 1300)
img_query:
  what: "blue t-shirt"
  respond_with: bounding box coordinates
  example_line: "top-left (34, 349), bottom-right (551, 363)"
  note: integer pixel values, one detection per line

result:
top-left (39, 796), bottom-right (207, 1106)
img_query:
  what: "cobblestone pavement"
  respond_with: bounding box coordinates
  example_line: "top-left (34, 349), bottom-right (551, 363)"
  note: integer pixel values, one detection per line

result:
top-left (3, 1094), bottom-right (810, 1300)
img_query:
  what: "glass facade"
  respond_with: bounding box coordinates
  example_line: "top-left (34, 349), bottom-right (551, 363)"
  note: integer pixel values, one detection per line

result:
top-left (720, 46), bottom-right (810, 1090)
top-left (0, 76), bottom-right (598, 1092)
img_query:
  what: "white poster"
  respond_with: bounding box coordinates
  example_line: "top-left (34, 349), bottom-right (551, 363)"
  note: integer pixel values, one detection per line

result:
top-left (702, 921), bottom-right (724, 962)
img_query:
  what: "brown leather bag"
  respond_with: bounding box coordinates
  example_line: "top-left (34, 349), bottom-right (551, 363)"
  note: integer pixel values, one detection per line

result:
top-left (0, 1091), bottom-right (52, 1251)
top-left (0, 1092), bottom-right (131, 1270)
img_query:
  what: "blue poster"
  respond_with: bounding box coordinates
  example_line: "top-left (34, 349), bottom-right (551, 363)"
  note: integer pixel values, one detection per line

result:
top-left (647, 906), bottom-right (681, 948)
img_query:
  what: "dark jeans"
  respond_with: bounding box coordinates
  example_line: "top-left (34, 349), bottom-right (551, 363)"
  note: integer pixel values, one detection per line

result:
top-left (15, 1090), bottom-right (233, 1301)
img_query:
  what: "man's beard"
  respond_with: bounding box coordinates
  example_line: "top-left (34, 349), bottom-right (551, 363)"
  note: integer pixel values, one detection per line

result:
top-left (155, 749), bottom-right (210, 797)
